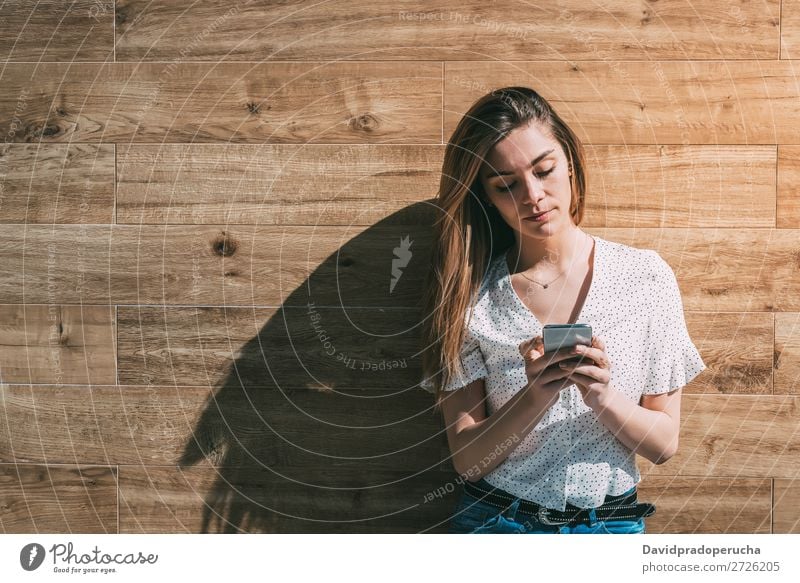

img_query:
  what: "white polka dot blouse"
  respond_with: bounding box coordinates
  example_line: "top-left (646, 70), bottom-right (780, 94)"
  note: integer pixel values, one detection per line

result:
top-left (420, 234), bottom-right (707, 511)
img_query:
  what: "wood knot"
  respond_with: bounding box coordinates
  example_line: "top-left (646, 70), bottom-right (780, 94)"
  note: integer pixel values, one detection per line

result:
top-left (246, 101), bottom-right (261, 115)
top-left (32, 123), bottom-right (61, 139)
top-left (349, 113), bottom-right (378, 132)
top-left (338, 256), bottom-right (355, 267)
top-left (115, 10), bottom-right (127, 24)
top-left (212, 232), bottom-right (238, 257)
top-left (55, 107), bottom-right (67, 117)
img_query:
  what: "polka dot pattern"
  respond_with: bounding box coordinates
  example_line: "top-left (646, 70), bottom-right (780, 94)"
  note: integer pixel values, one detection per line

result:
top-left (420, 235), bottom-right (706, 511)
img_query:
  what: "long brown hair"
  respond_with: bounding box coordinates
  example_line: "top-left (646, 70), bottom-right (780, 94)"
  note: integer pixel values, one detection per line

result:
top-left (421, 86), bottom-right (589, 414)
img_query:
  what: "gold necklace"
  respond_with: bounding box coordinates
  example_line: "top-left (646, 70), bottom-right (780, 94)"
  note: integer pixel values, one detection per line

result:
top-left (511, 236), bottom-right (589, 290)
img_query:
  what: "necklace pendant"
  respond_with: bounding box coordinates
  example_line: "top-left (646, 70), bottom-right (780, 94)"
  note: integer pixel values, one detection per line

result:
top-left (543, 284), bottom-right (548, 289)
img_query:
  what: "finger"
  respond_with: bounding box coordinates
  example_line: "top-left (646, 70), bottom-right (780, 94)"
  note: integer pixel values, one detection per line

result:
top-left (592, 335), bottom-right (606, 351)
top-left (561, 367), bottom-right (608, 385)
top-left (571, 342), bottom-right (610, 369)
top-left (520, 336), bottom-right (544, 362)
top-left (533, 361), bottom-right (575, 384)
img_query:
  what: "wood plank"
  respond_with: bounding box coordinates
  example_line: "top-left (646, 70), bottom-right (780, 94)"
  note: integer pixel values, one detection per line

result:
top-left (773, 479), bottom-right (800, 533)
top-left (0, 384), bottom-right (448, 469)
top-left (775, 313), bottom-right (800, 394)
top-left (0, 0), bottom-right (114, 61)
top-left (0, 62), bottom-right (441, 143)
top-left (0, 224), bottom-right (434, 306)
top-left (781, 0), bottom-right (800, 59)
top-left (3, 227), bottom-right (800, 311)
top-left (0, 464), bottom-right (117, 533)
top-left (0, 304), bottom-right (116, 384)
top-left (115, 144), bottom-right (774, 227)
top-left (114, 0), bottom-right (780, 61)
top-left (685, 312), bottom-right (772, 395)
top-left (0, 144), bottom-right (114, 224)
top-left (583, 145), bottom-right (775, 228)
top-left (777, 145), bottom-right (800, 228)
top-left (115, 144), bottom-right (441, 226)
top-left (117, 306), bottom-right (422, 389)
top-left (119, 462), bottom-right (461, 533)
top-left (638, 476), bottom-right (771, 533)
top-left (445, 61), bottom-right (800, 145)
top-left (639, 395), bottom-right (800, 479)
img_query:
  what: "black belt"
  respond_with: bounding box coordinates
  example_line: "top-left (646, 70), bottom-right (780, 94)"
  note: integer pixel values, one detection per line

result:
top-left (463, 479), bottom-right (656, 526)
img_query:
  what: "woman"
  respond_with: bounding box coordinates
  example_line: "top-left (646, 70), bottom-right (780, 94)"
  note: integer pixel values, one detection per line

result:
top-left (419, 86), bottom-right (706, 534)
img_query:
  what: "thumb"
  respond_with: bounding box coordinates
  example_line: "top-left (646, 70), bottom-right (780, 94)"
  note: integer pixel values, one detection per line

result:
top-left (519, 335), bottom-right (544, 362)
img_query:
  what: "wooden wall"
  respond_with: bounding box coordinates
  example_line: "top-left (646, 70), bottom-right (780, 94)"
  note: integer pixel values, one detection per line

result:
top-left (1, 0), bottom-right (799, 534)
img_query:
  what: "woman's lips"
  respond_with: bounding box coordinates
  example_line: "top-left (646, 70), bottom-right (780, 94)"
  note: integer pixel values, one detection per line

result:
top-left (524, 210), bottom-right (551, 222)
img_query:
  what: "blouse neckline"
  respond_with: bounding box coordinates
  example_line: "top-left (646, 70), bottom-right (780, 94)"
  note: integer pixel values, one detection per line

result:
top-left (500, 234), bottom-right (601, 327)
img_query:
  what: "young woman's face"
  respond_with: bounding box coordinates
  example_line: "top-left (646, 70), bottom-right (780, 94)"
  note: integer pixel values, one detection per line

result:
top-left (479, 121), bottom-right (574, 238)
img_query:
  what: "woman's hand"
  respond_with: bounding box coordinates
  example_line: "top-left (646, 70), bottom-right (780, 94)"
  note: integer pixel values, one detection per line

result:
top-left (518, 335), bottom-right (584, 408)
top-left (557, 335), bottom-right (612, 409)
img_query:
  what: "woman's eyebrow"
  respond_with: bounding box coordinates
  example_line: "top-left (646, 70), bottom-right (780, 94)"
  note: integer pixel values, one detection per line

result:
top-left (484, 148), bottom-right (556, 178)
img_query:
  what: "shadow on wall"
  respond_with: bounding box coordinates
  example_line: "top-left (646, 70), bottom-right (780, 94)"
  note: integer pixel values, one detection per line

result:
top-left (174, 202), bottom-right (459, 533)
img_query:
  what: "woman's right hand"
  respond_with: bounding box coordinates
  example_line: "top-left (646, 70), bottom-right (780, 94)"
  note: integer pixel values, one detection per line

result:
top-left (518, 335), bottom-right (584, 407)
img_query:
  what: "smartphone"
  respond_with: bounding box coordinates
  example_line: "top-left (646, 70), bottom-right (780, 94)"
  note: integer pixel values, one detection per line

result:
top-left (542, 324), bottom-right (592, 358)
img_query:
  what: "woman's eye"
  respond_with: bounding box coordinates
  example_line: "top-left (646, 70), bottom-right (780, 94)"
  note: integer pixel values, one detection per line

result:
top-left (496, 168), bottom-right (555, 192)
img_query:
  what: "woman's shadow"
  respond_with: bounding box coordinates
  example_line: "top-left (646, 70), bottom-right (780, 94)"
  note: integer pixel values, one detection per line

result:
top-left (176, 202), bottom-right (458, 533)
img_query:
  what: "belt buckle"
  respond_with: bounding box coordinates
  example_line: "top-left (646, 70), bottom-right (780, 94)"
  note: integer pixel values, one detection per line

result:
top-left (537, 506), bottom-right (568, 526)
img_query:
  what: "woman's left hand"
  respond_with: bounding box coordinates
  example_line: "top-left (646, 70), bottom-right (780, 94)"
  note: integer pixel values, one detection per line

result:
top-left (557, 335), bottom-right (612, 409)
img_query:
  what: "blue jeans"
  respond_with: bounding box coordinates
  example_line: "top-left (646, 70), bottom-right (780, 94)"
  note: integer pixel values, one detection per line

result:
top-left (448, 480), bottom-right (646, 534)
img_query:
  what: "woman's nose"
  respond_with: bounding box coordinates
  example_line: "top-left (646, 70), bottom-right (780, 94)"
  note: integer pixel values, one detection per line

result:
top-left (521, 175), bottom-right (546, 204)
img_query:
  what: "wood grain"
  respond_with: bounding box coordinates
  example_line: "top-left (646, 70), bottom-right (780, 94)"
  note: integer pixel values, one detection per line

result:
top-left (0, 384), bottom-right (448, 469)
top-left (638, 476), bottom-right (771, 534)
top-left (640, 395), bottom-right (800, 479)
top-left (446, 61), bottom-right (800, 145)
top-left (0, 224), bottom-right (434, 306)
top-left (4, 227), bottom-right (798, 311)
top-left (685, 312), bottom-right (772, 395)
top-left (114, 0), bottom-right (780, 61)
top-left (0, 144), bottom-right (114, 224)
top-left (117, 306), bottom-right (422, 389)
top-left (777, 145), bottom-right (800, 228)
top-left (0, 304), bottom-right (116, 384)
top-left (0, 62), bottom-right (442, 144)
top-left (774, 313), bottom-right (800, 394)
top-left (114, 144), bottom-right (775, 227)
top-left (115, 144), bottom-right (441, 225)
top-left (773, 479), bottom-right (800, 533)
top-left (0, 464), bottom-right (117, 534)
top-left (119, 462), bottom-right (458, 533)
top-left (0, 0), bottom-right (114, 62)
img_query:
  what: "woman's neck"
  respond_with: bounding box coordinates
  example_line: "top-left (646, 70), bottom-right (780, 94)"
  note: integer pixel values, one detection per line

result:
top-left (506, 228), bottom-right (591, 274)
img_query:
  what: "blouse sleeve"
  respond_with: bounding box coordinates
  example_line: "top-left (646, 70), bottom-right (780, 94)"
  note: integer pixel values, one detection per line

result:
top-left (419, 324), bottom-right (489, 394)
top-left (641, 252), bottom-right (707, 395)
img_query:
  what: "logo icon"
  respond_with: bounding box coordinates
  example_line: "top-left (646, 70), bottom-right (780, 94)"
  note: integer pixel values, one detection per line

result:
top-left (390, 235), bottom-right (413, 294)
top-left (20, 543), bottom-right (46, 571)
